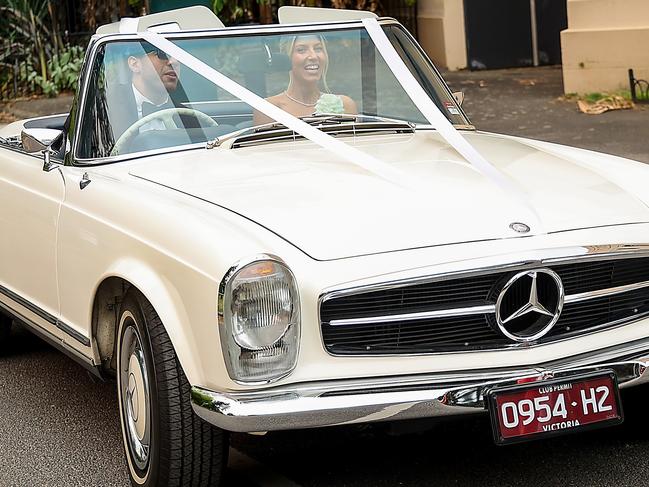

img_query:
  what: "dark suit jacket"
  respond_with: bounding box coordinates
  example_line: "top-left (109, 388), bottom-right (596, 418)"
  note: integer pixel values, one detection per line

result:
top-left (107, 83), bottom-right (201, 142)
top-left (106, 83), bottom-right (139, 140)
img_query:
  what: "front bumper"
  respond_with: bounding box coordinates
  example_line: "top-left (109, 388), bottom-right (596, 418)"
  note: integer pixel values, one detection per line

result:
top-left (191, 338), bottom-right (649, 432)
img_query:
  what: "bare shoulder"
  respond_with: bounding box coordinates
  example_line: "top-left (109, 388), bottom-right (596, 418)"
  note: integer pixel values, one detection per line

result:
top-left (253, 93), bottom-right (286, 124)
top-left (339, 94), bottom-right (358, 114)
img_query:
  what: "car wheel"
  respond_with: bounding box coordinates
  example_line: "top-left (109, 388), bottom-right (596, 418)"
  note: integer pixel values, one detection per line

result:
top-left (116, 289), bottom-right (228, 486)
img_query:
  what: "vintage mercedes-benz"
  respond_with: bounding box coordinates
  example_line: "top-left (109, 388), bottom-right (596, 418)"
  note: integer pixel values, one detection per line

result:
top-left (2, 5), bottom-right (649, 486)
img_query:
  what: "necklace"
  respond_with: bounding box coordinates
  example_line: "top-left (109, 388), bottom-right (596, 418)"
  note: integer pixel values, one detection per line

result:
top-left (284, 90), bottom-right (321, 107)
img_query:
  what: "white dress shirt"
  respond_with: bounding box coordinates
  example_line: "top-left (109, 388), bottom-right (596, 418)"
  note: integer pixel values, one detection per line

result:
top-left (132, 84), bottom-right (169, 132)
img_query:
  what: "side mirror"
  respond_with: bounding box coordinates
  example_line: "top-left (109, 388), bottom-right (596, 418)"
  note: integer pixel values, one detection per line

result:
top-left (452, 91), bottom-right (465, 106)
top-left (21, 128), bottom-right (63, 153)
top-left (20, 129), bottom-right (66, 172)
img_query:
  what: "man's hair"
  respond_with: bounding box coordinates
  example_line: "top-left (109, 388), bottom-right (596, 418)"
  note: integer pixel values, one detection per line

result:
top-left (126, 41), bottom-right (158, 59)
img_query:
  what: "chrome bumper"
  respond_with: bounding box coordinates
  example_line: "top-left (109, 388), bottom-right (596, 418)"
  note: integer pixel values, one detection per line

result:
top-left (191, 339), bottom-right (649, 432)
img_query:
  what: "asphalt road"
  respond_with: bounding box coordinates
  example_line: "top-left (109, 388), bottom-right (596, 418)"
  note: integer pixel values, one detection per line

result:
top-left (443, 66), bottom-right (649, 164)
top-left (0, 325), bottom-right (266, 487)
top-left (0, 325), bottom-right (126, 486)
top-left (2, 324), bottom-right (649, 487)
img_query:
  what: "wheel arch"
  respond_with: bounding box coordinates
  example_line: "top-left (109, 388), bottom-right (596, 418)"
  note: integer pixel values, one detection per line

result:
top-left (90, 259), bottom-right (202, 384)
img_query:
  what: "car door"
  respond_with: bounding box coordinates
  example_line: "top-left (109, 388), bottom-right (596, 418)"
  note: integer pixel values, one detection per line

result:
top-left (0, 147), bottom-right (65, 338)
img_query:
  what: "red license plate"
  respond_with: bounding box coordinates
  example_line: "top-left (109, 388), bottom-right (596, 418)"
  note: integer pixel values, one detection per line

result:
top-left (487, 371), bottom-right (623, 445)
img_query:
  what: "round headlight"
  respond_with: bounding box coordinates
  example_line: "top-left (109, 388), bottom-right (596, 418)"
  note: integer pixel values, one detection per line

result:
top-left (219, 257), bottom-right (301, 383)
top-left (229, 261), bottom-right (296, 350)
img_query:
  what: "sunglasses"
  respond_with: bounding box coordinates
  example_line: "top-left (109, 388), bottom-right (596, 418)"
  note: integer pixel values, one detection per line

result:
top-left (145, 48), bottom-right (170, 61)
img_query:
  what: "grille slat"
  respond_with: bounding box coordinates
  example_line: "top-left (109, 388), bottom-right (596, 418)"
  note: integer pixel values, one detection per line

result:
top-left (322, 276), bottom-right (497, 321)
top-left (328, 324), bottom-right (489, 339)
top-left (328, 323), bottom-right (493, 342)
top-left (321, 256), bottom-right (649, 354)
top-left (327, 291), bottom-right (493, 307)
top-left (327, 293), bottom-right (491, 309)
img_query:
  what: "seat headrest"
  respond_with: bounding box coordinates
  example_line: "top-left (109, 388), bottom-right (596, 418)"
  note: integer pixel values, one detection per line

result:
top-left (237, 47), bottom-right (291, 74)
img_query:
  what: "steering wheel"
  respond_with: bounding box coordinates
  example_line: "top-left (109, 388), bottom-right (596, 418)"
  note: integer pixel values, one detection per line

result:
top-left (111, 107), bottom-right (219, 156)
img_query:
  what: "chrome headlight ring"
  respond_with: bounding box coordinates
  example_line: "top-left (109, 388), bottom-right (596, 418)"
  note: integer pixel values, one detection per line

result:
top-left (218, 254), bottom-right (301, 384)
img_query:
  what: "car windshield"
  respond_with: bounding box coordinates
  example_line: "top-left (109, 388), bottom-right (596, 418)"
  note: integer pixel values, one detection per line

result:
top-left (76, 23), bottom-right (469, 161)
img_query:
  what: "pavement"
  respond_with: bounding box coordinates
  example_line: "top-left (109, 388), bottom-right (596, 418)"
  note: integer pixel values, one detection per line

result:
top-left (0, 325), bottom-right (293, 487)
top-left (4, 324), bottom-right (649, 487)
top-left (1, 66), bottom-right (648, 163)
top-left (443, 65), bottom-right (649, 163)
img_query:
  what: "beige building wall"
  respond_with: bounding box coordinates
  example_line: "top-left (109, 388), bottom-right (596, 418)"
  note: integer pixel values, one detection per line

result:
top-left (417, 0), bottom-right (467, 71)
top-left (561, 0), bottom-right (649, 93)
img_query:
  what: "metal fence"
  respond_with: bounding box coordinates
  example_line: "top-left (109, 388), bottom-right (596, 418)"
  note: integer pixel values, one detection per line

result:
top-left (380, 0), bottom-right (417, 37)
top-left (629, 69), bottom-right (649, 103)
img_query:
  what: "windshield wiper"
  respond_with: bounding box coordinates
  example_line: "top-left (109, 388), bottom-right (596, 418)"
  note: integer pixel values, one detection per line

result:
top-left (302, 113), bottom-right (415, 126)
top-left (206, 113), bottom-right (416, 149)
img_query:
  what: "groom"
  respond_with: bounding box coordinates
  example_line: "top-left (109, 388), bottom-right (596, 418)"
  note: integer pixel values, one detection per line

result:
top-left (109, 42), bottom-right (183, 137)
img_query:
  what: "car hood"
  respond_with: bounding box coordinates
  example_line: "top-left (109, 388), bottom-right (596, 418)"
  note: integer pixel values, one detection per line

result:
top-left (129, 131), bottom-right (649, 260)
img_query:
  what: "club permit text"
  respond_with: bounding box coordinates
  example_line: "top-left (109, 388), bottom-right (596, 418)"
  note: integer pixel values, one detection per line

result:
top-left (538, 383), bottom-right (573, 394)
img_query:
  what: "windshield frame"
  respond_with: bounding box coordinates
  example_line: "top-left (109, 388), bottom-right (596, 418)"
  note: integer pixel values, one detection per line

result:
top-left (71, 18), bottom-right (473, 166)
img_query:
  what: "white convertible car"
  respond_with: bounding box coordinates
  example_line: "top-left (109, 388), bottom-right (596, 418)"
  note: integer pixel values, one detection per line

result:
top-left (2, 5), bottom-right (649, 486)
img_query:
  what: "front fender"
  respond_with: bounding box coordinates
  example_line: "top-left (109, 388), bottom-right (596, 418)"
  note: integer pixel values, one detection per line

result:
top-left (97, 257), bottom-right (219, 388)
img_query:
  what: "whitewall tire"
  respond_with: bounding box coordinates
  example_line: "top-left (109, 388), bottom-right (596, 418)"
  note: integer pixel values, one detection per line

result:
top-left (116, 290), bottom-right (228, 486)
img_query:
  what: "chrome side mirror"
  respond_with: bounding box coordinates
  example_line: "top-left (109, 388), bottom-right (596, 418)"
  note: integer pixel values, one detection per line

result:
top-left (452, 91), bottom-right (465, 106)
top-left (21, 128), bottom-right (65, 172)
top-left (21, 128), bottom-right (63, 153)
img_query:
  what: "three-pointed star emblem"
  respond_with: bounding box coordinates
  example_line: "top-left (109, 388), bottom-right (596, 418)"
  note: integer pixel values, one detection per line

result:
top-left (494, 268), bottom-right (564, 343)
top-left (501, 272), bottom-right (555, 323)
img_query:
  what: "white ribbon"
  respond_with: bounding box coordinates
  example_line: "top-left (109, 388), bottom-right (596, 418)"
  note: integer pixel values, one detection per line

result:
top-left (119, 17), bottom-right (139, 34)
top-left (141, 25), bottom-right (542, 231)
top-left (362, 18), bottom-right (542, 232)
top-left (141, 31), bottom-right (422, 191)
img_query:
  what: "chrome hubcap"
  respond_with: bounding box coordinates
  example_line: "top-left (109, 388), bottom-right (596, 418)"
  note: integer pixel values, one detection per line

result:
top-left (120, 323), bottom-right (151, 471)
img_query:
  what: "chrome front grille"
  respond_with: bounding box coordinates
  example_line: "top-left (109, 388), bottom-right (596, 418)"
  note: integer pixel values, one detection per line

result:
top-left (320, 256), bottom-right (649, 355)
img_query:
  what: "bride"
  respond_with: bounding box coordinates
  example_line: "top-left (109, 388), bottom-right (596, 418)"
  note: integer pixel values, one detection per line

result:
top-left (253, 35), bottom-right (357, 124)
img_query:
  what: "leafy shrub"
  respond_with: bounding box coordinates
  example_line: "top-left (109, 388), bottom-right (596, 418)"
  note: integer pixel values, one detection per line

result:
top-left (0, 0), bottom-right (87, 99)
top-left (48, 45), bottom-right (85, 93)
top-left (22, 45), bottom-right (85, 97)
